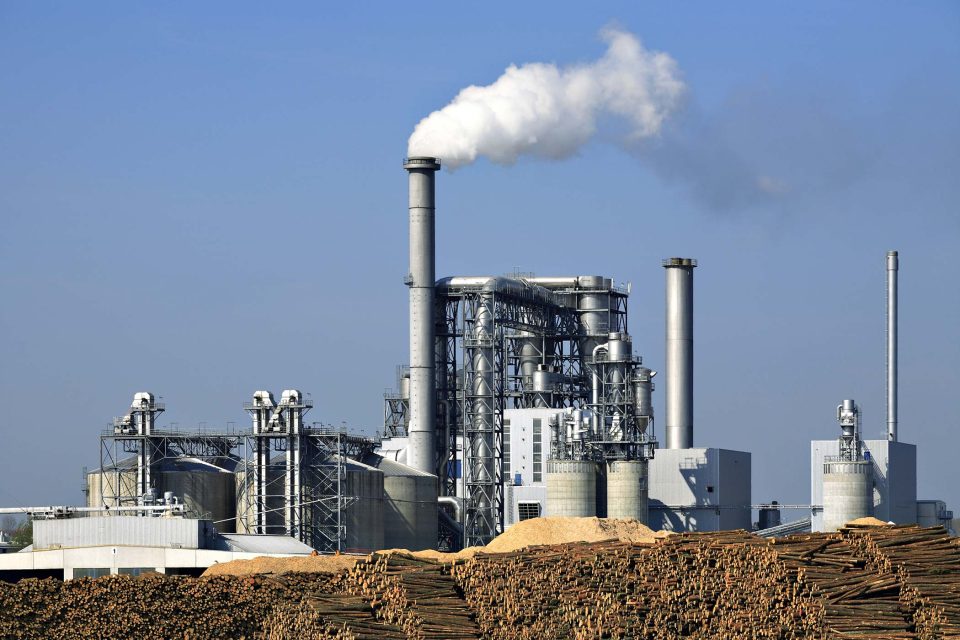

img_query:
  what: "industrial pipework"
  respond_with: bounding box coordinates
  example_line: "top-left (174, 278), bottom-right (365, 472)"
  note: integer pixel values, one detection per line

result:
top-left (404, 157), bottom-right (441, 475)
top-left (663, 258), bottom-right (696, 449)
top-left (886, 251), bottom-right (898, 442)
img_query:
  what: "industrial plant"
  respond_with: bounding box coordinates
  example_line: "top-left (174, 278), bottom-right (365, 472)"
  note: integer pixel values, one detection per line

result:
top-left (0, 157), bottom-right (952, 582)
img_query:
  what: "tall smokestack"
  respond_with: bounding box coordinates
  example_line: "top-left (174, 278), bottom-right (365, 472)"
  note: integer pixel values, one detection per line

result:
top-left (663, 257), bottom-right (697, 449)
top-left (405, 157), bottom-right (440, 474)
top-left (886, 250), bottom-right (898, 442)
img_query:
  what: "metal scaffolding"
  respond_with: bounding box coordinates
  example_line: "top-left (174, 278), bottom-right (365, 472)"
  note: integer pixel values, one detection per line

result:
top-left (238, 390), bottom-right (377, 552)
top-left (96, 394), bottom-right (241, 516)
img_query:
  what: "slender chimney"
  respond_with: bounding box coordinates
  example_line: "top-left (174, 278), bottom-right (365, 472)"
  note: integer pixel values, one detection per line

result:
top-left (886, 250), bottom-right (898, 442)
top-left (663, 258), bottom-right (697, 449)
top-left (405, 157), bottom-right (440, 474)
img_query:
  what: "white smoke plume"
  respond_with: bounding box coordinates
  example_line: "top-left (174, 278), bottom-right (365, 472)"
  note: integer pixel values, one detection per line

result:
top-left (407, 28), bottom-right (686, 169)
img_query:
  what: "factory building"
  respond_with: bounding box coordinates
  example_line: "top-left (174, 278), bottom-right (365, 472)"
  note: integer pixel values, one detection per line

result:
top-left (810, 252), bottom-right (950, 532)
top-left (1, 156), bottom-right (951, 581)
top-left (0, 514), bottom-right (312, 581)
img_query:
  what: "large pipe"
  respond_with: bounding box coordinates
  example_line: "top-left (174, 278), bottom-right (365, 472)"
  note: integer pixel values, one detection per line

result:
top-left (886, 250), bottom-right (898, 442)
top-left (663, 258), bottom-right (696, 449)
top-left (405, 157), bottom-right (440, 474)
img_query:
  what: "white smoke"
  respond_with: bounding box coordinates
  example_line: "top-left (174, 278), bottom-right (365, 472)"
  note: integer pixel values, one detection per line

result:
top-left (407, 28), bottom-right (686, 169)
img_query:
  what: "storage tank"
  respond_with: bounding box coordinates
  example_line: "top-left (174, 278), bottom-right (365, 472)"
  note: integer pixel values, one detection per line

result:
top-left (157, 458), bottom-right (238, 533)
top-left (822, 459), bottom-right (873, 531)
top-left (606, 460), bottom-right (648, 523)
top-left (546, 459), bottom-right (597, 517)
top-left (363, 454), bottom-right (438, 551)
top-left (85, 461), bottom-right (137, 509)
top-left (339, 458), bottom-right (385, 553)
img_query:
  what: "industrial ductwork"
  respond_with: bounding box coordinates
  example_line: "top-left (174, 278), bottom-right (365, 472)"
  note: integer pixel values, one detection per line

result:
top-left (404, 157), bottom-right (441, 475)
top-left (663, 258), bottom-right (696, 449)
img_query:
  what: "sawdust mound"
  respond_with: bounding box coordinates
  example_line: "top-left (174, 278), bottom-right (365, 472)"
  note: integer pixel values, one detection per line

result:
top-left (483, 517), bottom-right (662, 553)
top-left (202, 553), bottom-right (361, 577)
top-left (847, 516), bottom-right (893, 527)
top-left (204, 517), bottom-right (664, 576)
top-left (377, 547), bottom-right (485, 562)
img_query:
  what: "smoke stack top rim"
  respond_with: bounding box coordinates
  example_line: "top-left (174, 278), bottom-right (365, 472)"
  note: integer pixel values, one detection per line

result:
top-left (662, 257), bottom-right (698, 268)
top-left (404, 156), bottom-right (441, 171)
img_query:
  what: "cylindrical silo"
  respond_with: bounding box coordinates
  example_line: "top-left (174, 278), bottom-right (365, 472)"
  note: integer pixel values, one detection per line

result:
top-left (405, 156), bottom-right (441, 475)
top-left (822, 459), bottom-right (873, 531)
top-left (158, 458), bottom-right (238, 533)
top-left (340, 459), bottom-right (385, 553)
top-left (365, 456), bottom-right (438, 551)
top-left (606, 460), bottom-right (648, 523)
top-left (546, 459), bottom-right (597, 517)
top-left (663, 258), bottom-right (696, 449)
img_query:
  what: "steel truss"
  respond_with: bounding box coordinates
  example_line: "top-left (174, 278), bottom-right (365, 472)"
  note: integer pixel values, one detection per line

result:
top-left (436, 280), bottom-right (582, 547)
top-left (238, 424), bottom-right (376, 553)
top-left (97, 429), bottom-right (242, 515)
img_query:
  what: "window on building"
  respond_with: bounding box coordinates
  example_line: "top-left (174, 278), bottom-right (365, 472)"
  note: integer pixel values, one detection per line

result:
top-left (118, 567), bottom-right (154, 577)
top-left (73, 568), bottom-right (110, 579)
top-left (518, 501), bottom-right (542, 521)
top-left (503, 419), bottom-right (511, 476)
top-left (532, 419), bottom-right (542, 482)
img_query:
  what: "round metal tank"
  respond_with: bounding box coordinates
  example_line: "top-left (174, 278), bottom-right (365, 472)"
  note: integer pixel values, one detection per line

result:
top-left (822, 460), bottom-right (873, 531)
top-left (605, 460), bottom-right (648, 523)
top-left (607, 332), bottom-right (632, 361)
top-left (158, 459), bottom-right (237, 533)
top-left (546, 459), bottom-right (597, 517)
top-left (85, 465), bottom-right (137, 509)
top-left (340, 459), bottom-right (385, 553)
top-left (365, 455), bottom-right (437, 551)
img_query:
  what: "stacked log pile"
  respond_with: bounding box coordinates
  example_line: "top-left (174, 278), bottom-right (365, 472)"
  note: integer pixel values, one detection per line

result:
top-left (0, 572), bottom-right (333, 639)
top-left (769, 533), bottom-right (913, 638)
top-left (2, 525), bottom-right (959, 639)
top-left (452, 532), bottom-right (825, 639)
top-left (843, 524), bottom-right (960, 639)
top-left (340, 552), bottom-right (482, 639)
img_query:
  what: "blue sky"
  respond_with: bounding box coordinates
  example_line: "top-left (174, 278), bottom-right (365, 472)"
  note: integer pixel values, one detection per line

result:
top-left (1, 2), bottom-right (958, 516)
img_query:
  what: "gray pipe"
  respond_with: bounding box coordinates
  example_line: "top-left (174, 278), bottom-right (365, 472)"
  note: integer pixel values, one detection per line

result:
top-left (663, 258), bottom-right (696, 449)
top-left (405, 157), bottom-right (440, 474)
top-left (886, 250), bottom-right (898, 442)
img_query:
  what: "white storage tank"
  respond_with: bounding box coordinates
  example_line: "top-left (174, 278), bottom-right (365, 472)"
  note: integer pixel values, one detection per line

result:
top-left (822, 459), bottom-right (873, 531)
top-left (546, 459), bottom-right (597, 517)
top-left (606, 460), bottom-right (648, 523)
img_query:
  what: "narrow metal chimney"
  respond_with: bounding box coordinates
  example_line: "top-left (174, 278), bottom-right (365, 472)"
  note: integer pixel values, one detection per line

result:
top-left (663, 258), bottom-right (696, 449)
top-left (886, 250), bottom-right (898, 442)
top-left (405, 157), bottom-right (440, 474)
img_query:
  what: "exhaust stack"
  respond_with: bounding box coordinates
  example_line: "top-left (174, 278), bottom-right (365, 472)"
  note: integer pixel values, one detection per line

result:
top-left (663, 258), bottom-right (697, 449)
top-left (886, 250), bottom-right (898, 442)
top-left (405, 157), bottom-right (441, 474)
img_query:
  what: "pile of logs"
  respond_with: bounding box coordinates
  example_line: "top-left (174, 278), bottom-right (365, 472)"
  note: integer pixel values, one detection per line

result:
top-left (842, 524), bottom-right (960, 638)
top-left (2, 525), bottom-right (959, 639)
top-left (0, 572), bottom-right (332, 639)
top-left (341, 552), bottom-right (482, 640)
top-left (769, 532), bottom-right (913, 638)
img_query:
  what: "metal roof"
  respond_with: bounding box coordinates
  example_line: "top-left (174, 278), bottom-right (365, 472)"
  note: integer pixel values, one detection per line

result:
top-left (217, 534), bottom-right (314, 554)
